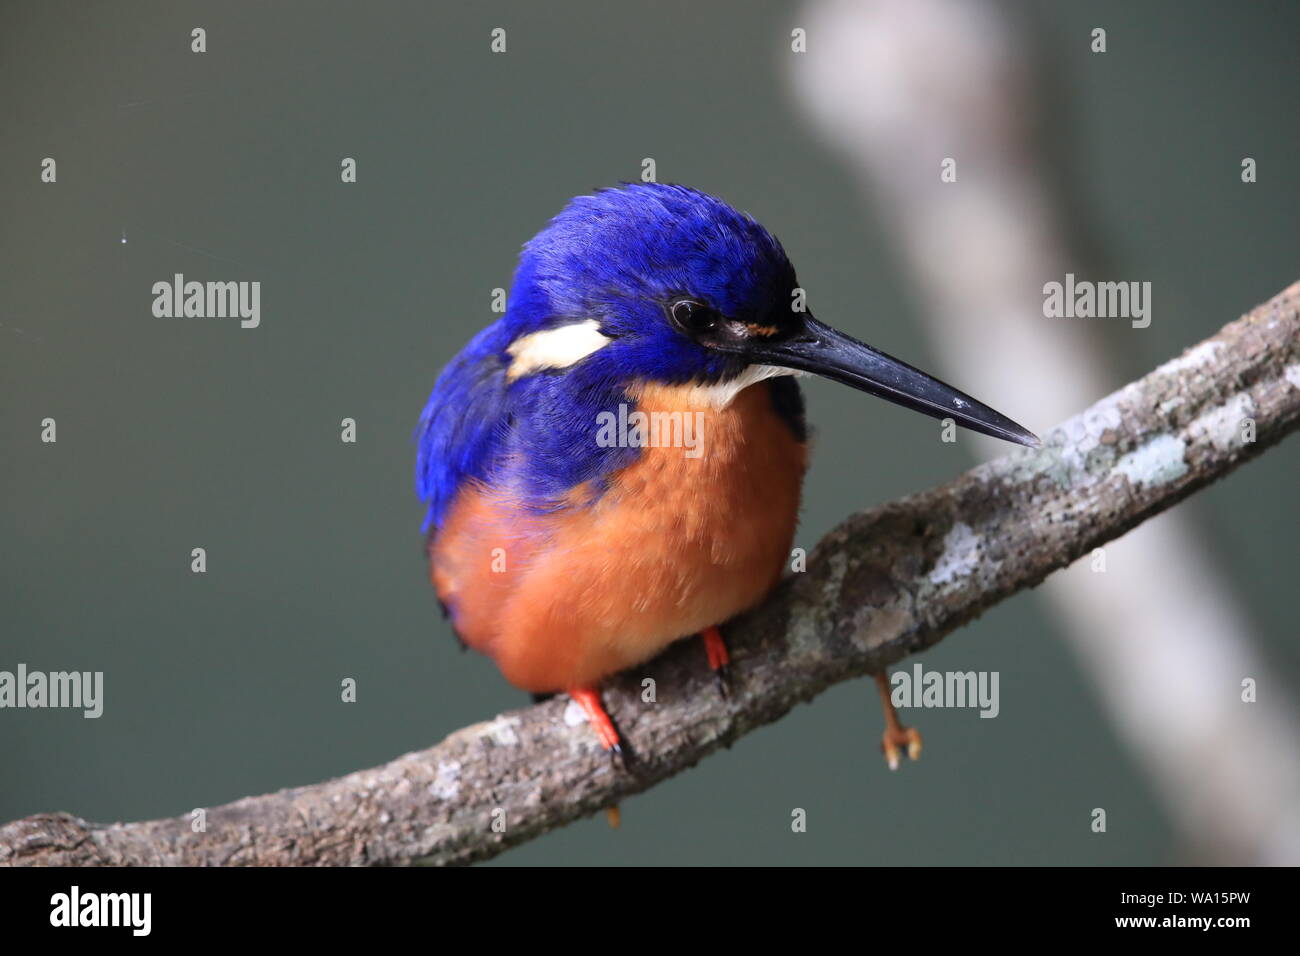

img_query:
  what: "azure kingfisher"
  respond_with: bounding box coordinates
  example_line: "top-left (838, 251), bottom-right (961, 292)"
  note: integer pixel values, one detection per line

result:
top-left (417, 183), bottom-right (1038, 769)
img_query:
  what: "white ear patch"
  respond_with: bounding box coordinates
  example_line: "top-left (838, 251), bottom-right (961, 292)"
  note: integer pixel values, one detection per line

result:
top-left (506, 320), bottom-right (612, 381)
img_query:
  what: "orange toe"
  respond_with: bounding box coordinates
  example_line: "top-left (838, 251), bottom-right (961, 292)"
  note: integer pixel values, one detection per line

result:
top-left (568, 687), bottom-right (622, 752)
top-left (702, 625), bottom-right (730, 671)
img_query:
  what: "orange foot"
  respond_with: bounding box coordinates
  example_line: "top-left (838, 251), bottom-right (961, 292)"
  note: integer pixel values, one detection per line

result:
top-left (874, 671), bottom-right (922, 771)
top-left (568, 686), bottom-right (623, 755)
top-left (701, 625), bottom-right (730, 697)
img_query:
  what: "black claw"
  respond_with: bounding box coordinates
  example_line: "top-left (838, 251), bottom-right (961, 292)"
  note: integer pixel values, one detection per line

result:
top-left (714, 664), bottom-right (730, 699)
top-left (608, 741), bottom-right (626, 770)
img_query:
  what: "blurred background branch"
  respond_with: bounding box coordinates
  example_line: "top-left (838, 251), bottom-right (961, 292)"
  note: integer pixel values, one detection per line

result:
top-left (790, 0), bottom-right (1300, 864)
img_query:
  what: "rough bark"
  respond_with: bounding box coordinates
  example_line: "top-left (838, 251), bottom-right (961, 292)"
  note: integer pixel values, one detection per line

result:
top-left (4, 281), bottom-right (1298, 867)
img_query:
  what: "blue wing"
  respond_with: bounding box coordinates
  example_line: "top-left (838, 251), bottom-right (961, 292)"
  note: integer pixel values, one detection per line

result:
top-left (417, 320), bottom-right (651, 535)
top-left (415, 322), bottom-right (515, 533)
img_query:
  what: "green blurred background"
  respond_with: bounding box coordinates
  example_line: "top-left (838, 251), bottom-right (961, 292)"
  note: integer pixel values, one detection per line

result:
top-left (2, 0), bottom-right (1296, 865)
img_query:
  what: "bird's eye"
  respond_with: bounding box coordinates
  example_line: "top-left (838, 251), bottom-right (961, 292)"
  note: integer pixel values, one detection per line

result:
top-left (669, 298), bottom-right (718, 334)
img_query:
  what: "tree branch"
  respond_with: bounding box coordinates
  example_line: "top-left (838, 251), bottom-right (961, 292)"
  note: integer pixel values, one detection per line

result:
top-left (5, 281), bottom-right (1299, 867)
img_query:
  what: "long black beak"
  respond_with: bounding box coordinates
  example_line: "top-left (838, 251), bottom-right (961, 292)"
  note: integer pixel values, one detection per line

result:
top-left (751, 316), bottom-right (1040, 447)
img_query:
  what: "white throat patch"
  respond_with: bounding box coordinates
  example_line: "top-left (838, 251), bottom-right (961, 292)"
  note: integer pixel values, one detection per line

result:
top-left (506, 320), bottom-right (612, 381)
top-left (685, 364), bottom-right (803, 409)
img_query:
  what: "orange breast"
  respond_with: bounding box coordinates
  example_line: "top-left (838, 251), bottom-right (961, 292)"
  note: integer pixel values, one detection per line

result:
top-left (430, 380), bottom-right (807, 692)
